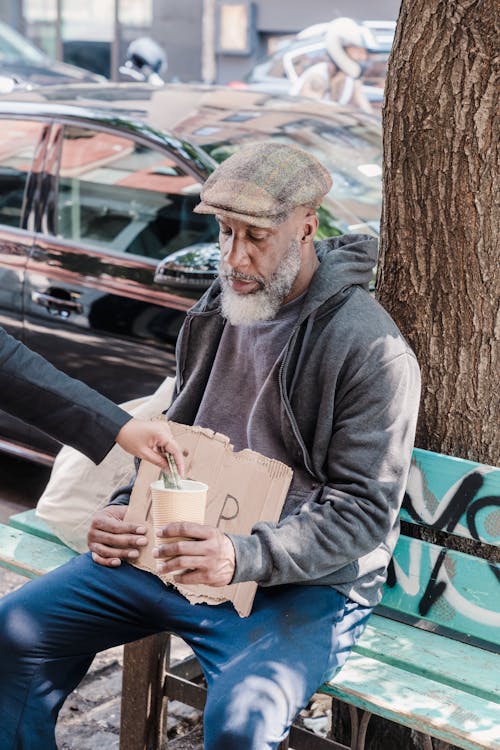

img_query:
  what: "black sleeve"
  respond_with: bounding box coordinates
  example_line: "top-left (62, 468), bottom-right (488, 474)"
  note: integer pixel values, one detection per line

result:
top-left (0, 328), bottom-right (131, 464)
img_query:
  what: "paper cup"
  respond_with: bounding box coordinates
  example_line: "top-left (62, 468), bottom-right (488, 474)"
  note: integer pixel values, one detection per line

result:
top-left (150, 479), bottom-right (208, 552)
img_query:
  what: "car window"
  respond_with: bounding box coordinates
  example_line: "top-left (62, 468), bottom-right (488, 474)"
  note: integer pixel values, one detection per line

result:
top-left (55, 126), bottom-right (218, 260)
top-left (267, 54), bottom-right (286, 78)
top-left (0, 21), bottom-right (46, 64)
top-left (0, 119), bottom-right (45, 229)
top-left (363, 54), bottom-right (389, 89)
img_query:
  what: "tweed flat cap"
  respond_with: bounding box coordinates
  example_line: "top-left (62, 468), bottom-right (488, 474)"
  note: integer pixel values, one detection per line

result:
top-left (194, 142), bottom-right (332, 227)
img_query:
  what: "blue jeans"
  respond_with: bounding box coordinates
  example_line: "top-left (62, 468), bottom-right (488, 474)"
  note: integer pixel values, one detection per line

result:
top-left (0, 552), bottom-right (372, 750)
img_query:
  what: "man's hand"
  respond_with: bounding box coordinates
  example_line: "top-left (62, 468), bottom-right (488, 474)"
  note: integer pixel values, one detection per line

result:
top-left (115, 418), bottom-right (185, 476)
top-left (88, 505), bottom-right (148, 567)
top-left (153, 523), bottom-right (235, 587)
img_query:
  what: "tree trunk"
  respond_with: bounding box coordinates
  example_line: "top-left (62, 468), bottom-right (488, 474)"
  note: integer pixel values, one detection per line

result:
top-left (376, 0), bottom-right (499, 465)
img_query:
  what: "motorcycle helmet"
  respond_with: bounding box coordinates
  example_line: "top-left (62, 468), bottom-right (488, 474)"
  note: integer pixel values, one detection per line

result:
top-left (325, 17), bottom-right (375, 79)
top-left (125, 37), bottom-right (167, 76)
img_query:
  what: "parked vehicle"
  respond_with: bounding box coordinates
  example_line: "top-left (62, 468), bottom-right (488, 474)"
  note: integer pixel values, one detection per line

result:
top-left (236, 20), bottom-right (395, 110)
top-left (0, 20), bottom-right (104, 93)
top-left (0, 82), bottom-right (382, 463)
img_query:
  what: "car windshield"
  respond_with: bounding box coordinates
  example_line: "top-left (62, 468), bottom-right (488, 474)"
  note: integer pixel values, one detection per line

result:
top-left (0, 22), bottom-right (46, 65)
top-left (202, 121), bottom-right (382, 236)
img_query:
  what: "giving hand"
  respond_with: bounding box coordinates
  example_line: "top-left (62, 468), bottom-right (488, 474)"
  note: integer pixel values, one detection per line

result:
top-left (115, 417), bottom-right (185, 475)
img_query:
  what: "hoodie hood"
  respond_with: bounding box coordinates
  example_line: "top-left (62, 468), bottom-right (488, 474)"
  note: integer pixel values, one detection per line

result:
top-left (300, 233), bottom-right (377, 321)
top-left (190, 233), bottom-right (377, 318)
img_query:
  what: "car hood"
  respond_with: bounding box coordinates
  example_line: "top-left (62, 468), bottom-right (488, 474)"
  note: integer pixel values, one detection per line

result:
top-left (0, 60), bottom-right (104, 87)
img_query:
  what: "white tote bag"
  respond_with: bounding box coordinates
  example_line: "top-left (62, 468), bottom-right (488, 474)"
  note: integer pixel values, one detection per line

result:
top-left (35, 376), bottom-right (175, 552)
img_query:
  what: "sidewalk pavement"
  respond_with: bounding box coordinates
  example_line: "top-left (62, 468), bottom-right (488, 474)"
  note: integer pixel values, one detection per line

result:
top-left (0, 567), bottom-right (204, 749)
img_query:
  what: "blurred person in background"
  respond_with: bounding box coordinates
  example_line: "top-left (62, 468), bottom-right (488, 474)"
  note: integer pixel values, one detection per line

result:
top-left (291, 17), bottom-right (375, 113)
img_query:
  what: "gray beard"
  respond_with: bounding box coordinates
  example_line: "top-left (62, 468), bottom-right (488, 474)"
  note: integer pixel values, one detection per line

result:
top-left (219, 239), bottom-right (301, 326)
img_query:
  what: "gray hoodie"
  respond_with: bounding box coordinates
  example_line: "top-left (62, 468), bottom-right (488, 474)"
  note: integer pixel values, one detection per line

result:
top-left (113, 235), bottom-right (421, 607)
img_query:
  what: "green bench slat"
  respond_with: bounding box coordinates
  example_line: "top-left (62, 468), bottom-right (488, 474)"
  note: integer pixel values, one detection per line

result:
top-left (403, 448), bottom-right (500, 546)
top-left (8, 509), bottom-right (64, 545)
top-left (0, 524), bottom-right (77, 578)
top-left (9, 494), bottom-right (500, 648)
top-left (382, 535), bottom-right (500, 646)
top-left (323, 651), bottom-right (500, 750)
top-left (354, 615), bottom-right (499, 703)
top-left (5, 515), bottom-right (497, 701)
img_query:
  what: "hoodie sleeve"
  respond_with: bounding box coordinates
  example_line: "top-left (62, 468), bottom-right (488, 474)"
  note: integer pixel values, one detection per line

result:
top-left (228, 349), bottom-right (421, 587)
top-left (0, 328), bottom-right (131, 464)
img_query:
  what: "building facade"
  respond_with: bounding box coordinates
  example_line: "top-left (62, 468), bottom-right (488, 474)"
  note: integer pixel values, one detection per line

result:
top-left (1, 0), bottom-right (400, 84)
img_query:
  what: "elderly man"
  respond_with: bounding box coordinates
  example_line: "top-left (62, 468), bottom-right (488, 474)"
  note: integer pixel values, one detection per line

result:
top-left (0, 143), bottom-right (420, 750)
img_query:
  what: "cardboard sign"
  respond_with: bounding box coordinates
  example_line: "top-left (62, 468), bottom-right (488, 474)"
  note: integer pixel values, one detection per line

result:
top-left (125, 421), bottom-right (293, 617)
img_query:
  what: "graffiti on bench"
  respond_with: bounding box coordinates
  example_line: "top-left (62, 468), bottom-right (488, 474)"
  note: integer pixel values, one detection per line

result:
top-left (384, 450), bottom-right (500, 641)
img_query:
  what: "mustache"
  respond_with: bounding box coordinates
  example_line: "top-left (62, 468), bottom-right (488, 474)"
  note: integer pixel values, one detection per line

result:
top-left (220, 269), bottom-right (266, 290)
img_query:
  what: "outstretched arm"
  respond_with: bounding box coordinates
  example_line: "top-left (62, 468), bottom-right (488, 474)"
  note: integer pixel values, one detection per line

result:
top-left (0, 327), bottom-right (183, 472)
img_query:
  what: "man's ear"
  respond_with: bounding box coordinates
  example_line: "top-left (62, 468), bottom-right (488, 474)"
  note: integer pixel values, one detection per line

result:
top-left (301, 210), bottom-right (319, 241)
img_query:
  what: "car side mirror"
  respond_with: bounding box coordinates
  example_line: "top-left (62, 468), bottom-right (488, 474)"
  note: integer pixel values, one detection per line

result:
top-left (154, 242), bottom-right (220, 291)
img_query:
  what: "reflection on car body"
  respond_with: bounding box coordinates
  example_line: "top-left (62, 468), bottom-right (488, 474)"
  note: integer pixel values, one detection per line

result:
top-left (0, 82), bottom-right (382, 463)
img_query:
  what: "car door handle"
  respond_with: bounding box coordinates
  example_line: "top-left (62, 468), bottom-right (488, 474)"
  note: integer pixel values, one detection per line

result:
top-left (32, 291), bottom-right (83, 317)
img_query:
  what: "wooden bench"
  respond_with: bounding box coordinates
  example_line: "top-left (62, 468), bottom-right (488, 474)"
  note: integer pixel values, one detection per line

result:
top-left (1, 448), bottom-right (499, 750)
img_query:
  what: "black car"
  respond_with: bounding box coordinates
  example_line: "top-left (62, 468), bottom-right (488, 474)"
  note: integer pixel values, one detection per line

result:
top-left (0, 82), bottom-right (382, 463)
top-left (0, 20), bottom-right (104, 93)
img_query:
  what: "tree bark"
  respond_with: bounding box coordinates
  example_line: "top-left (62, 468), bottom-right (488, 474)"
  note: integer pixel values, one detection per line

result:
top-left (377, 0), bottom-right (499, 465)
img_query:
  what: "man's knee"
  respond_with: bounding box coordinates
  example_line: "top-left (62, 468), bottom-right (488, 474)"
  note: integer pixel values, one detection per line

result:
top-left (204, 673), bottom-right (293, 750)
top-left (0, 588), bottom-right (40, 653)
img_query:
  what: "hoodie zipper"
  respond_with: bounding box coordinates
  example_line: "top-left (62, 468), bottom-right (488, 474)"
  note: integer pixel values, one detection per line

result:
top-left (278, 331), bottom-right (317, 478)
